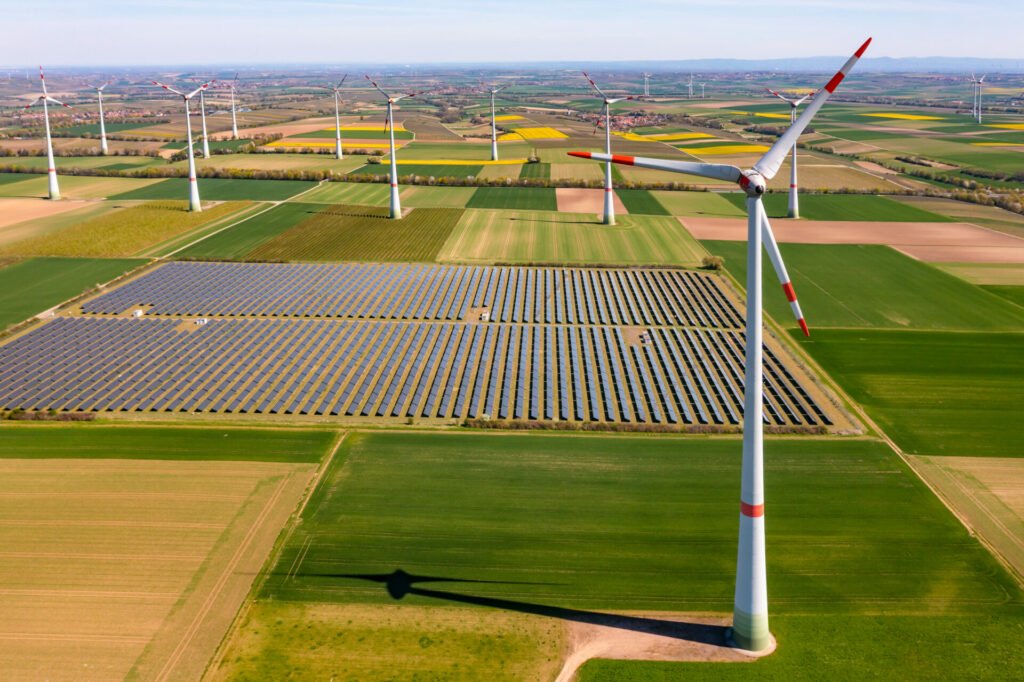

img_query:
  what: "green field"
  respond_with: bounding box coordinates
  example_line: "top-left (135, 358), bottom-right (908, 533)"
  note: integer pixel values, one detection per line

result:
top-left (0, 424), bottom-right (334, 463)
top-left (0, 201), bottom-right (250, 258)
top-left (54, 122), bottom-right (155, 136)
top-left (652, 191), bottom-right (747, 217)
top-left (217, 431), bottom-right (1020, 679)
top-left (984, 285), bottom-right (1024, 308)
top-left (248, 205), bottom-right (464, 262)
top-left (349, 163), bottom-right (485, 179)
top-left (467, 187), bottom-right (558, 211)
top-left (440, 209), bottom-right (706, 265)
top-left (176, 202), bottom-right (325, 260)
top-left (519, 162), bottom-right (550, 179)
top-left (398, 185), bottom-right (477, 208)
top-left (0, 173), bottom-right (34, 186)
top-left (799, 329), bottom-right (1024, 457)
top-left (615, 189), bottom-right (671, 215)
top-left (0, 174), bottom-right (162, 199)
top-left (301, 181), bottom-right (390, 205)
top-left (706, 242), bottom-right (1024, 331)
top-left (110, 178), bottom-right (316, 201)
top-left (0, 257), bottom-right (144, 329)
top-left (722, 193), bottom-right (952, 221)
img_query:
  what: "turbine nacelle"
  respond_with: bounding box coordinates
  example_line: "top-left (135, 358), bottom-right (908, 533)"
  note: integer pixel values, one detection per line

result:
top-left (738, 171), bottom-right (767, 197)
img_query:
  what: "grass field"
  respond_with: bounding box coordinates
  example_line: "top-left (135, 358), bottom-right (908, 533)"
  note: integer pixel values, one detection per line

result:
top-left (399, 185), bottom-right (478, 208)
top-left (615, 189), bottom-right (671, 215)
top-left (984, 285), bottom-right (1024, 308)
top-left (466, 187), bottom-right (558, 211)
top-left (519, 162), bottom-right (550, 179)
top-left (0, 200), bottom-right (250, 258)
top-left (301, 181), bottom-right (390, 205)
top-left (705, 242), bottom-right (1024, 331)
top-left (722, 193), bottom-right (953, 221)
top-left (0, 425), bottom-right (331, 681)
top-left (248, 205), bottom-right (464, 262)
top-left (214, 431), bottom-right (1021, 679)
top-left (290, 128), bottom-right (415, 140)
top-left (439, 209), bottom-right (706, 265)
top-left (798, 330), bottom-right (1024, 457)
top-left (651, 191), bottom-right (747, 217)
top-left (110, 177), bottom-right (316, 201)
top-left (176, 202), bottom-right (326, 260)
top-left (349, 163), bottom-right (485, 179)
top-left (0, 174), bottom-right (163, 199)
top-left (0, 257), bottom-right (144, 329)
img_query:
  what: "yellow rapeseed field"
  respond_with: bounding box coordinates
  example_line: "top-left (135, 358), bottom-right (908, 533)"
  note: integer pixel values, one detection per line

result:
top-left (498, 132), bottom-right (525, 141)
top-left (986, 123), bottom-right (1024, 131)
top-left (511, 127), bottom-right (569, 140)
top-left (647, 132), bottom-right (716, 141)
top-left (494, 115), bottom-right (524, 122)
top-left (267, 140), bottom-right (395, 149)
top-left (861, 113), bottom-right (945, 121)
top-left (970, 142), bottom-right (1024, 147)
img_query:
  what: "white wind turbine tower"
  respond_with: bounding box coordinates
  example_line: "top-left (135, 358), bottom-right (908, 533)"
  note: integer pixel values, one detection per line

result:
top-left (365, 75), bottom-right (424, 219)
top-left (87, 81), bottom-right (111, 154)
top-left (191, 78), bottom-right (216, 159)
top-left (483, 83), bottom-right (508, 161)
top-left (700, 82), bottom-right (706, 99)
top-left (318, 75), bottom-right (348, 160)
top-left (688, 74), bottom-right (694, 99)
top-left (150, 79), bottom-right (213, 212)
top-left (582, 72), bottom-right (637, 226)
top-left (765, 87), bottom-right (816, 218)
top-left (228, 73), bottom-right (240, 140)
top-left (570, 38), bottom-right (871, 653)
top-left (642, 72), bottom-right (651, 98)
top-left (24, 66), bottom-right (72, 200)
top-left (976, 74), bottom-right (986, 124)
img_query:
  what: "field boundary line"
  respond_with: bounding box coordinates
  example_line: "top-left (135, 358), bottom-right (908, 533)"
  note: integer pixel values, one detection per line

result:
top-left (155, 471), bottom-right (293, 682)
top-left (199, 429), bottom-right (346, 681)
top-left (160, 179), bottom-right (328, 259)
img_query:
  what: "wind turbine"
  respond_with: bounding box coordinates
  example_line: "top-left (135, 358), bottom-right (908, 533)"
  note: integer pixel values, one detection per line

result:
top-left (227, 73), bottom-right (240, 140)
top-left (700, 82), bottom-right (706, 99)
top-left (365, 75), bottom-right (424, 219)
top-left (976, 74), bottom-right (986, 124)
top-left (688, 74), bottom-right (694, 99)
top-left (190, 78), bottom-right (215, 159)
top-left (483, 83), bottom-right (507, 161)
top-left (582, 72), bottom-right (637, 226)
top-left (24, 66), bottom-right (72, 200)
top-left (765, 87), bottom-right (816, 218)
top-left (568, 37), bottom-right (871, 653)
top-left (150, 79), bottom-right (213, 212)
top-left (318, 75), bottom-right (348, 160)
top-left (87, 81), bottom-right (111, 155)
top-left (642, 72), bottom-right (651, 98)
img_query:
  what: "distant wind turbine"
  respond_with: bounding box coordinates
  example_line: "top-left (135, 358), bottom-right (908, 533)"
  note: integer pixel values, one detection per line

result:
top-left (583, 71), bottom-right (638, 226)
top-left (317, 75), bottom-right (348, 160)
top-left (483, 83), bottom-right (508, 161)
top-left (700, 82), bottom-right (706, 99)
top-left (765, 87), bottom-right (816, 218)
top-left (150, 79), bottom-right (213, 212)
top-left (365, 75), bottom-right (425, 219)
top-left (87, 81), bottom-right (111, 155)
top-left (688, 74), bottom-right (694, 99)
top-left (228, 73), bottom-right (240, 140)
top-left (24, 66), bottom-right (72, 200)
top-left (191, 78), bottom-right (215, 159)
top-left (642, 72), bottom-right (651, 97)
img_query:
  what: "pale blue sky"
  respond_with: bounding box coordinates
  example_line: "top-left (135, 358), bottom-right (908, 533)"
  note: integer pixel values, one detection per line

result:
top-left (4, 1), bottom-right (1020, 65)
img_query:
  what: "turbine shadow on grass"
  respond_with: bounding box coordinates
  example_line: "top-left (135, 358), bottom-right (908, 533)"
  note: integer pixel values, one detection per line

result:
top-left (318, 568), bottom-right (731, 646)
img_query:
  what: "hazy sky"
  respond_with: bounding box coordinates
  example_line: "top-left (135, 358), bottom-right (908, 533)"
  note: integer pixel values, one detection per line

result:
top-left (4, 1), bottom-right (1020, 65)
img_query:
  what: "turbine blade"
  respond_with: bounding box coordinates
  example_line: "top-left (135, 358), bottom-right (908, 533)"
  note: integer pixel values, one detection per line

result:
top-left (23, 96), bottom-right (43, 110)
top-left (568, 151), bottom-right (742, 183)
top-left (753, 37), bottom-right (871, 180)
top-left (186, 81), bottom-right (214, 99)
top-left (758, 202), bottom-right (809, 336)
top-left (46, 96), bottom-right (72, 108)
top-left (38, 65), bottom-right (47, 95)
top-left (152, 80), bottom-right (185, 96)
top-left (582, 71), bottom-right (607, 98)
top-left (365, 75), bottom-right (389, 98)
top-left (337, 74), bottom-right (348, 88)
top-left (765, 88), bottom-right (791, 104)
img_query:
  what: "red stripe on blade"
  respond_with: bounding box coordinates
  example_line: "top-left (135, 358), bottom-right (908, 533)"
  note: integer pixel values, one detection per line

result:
top-left (610, 154), bottom-right (635, 165)
top-left (741, 502), bottom-right (764, 518)
top-left (782, 282), bottom-right (797, 303)
top-left (567, 151), bottom-right (593, 159)
top-left (824, 72), bottom-right (846, 94)
top-left (799, 319), bottom-right (810, 337)
top-left (855, 37), bottom-right (872, 58)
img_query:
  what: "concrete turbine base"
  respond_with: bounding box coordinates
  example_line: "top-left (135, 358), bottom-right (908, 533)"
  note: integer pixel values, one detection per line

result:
top-left (725, 627), bottom-right (777, 658)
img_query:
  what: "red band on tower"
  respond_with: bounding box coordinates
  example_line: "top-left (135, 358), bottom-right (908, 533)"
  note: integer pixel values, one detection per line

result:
top-left (741, 502), bottom-right (764, 518)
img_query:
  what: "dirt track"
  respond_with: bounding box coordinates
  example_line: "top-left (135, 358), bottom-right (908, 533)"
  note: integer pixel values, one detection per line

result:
top-left (682, 216), bottom-right (1024, 263)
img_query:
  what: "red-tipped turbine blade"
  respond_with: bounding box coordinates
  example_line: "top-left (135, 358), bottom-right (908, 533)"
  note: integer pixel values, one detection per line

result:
top-left (753, 37), bottom-right (871, 181)
top-left (567, 151), bottom-right (742, 183)
top-left (757, 201), bottom-right (809, 336)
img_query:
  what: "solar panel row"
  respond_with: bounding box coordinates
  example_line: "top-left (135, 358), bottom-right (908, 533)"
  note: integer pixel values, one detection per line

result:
top-left (81, 262), bottom-right (742, 328)
top-left (0, 317), bottom-right (830, 426)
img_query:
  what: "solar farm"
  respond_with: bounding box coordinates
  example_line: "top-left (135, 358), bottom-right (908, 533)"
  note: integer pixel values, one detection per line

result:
top-left (1, 27), bottom-right (1024, 682)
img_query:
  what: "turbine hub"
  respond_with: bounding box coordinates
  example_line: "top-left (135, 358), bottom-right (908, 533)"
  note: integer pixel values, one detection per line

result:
top-left (738, 171), bottom-right (766, 197)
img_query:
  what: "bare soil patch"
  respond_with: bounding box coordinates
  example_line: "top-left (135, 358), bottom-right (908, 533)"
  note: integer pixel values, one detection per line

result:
top-left (0, 198), bottom-right (95, 231)
top-left (556, 187), bottom-right (628, 215)
top-left (0, 458), bottom-right (316, 681)
top-left (684, 216), bottom-right (1024, 263)
top-left (855, 160), bottom-right (899, 175)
